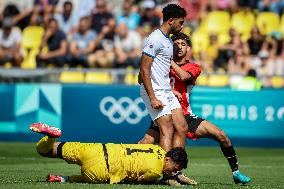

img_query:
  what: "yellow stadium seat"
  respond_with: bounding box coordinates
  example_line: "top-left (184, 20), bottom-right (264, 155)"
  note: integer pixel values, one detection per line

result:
top-left (22, 26), bottom-right (44, 48)
top-left (271, 76), bottom-right (284, 88)
top-left (3, 62), bottom-right (12, 69)
top-left (60, 71), bottom-right (85, 83)
top-left (85, 72), bottom-right (112, 84)
top-left (191, 30), bottom-right (209, 55)
top-left (279, 14), bottom-right (284, 35)
top-left (256, 12), bottom-right (280, 35)
top-left (231, 11), bottom-right (255, 36)
top-left (218, 32), bottom-right (230, 45)
top-left (21, 26), bottom-right (44, 69)
top-left (208, 74), bottom-right (229, 87)
top-left (206, 11), bottom-right (231, 34)
top-left (196, 74), bottom-right (208, 86)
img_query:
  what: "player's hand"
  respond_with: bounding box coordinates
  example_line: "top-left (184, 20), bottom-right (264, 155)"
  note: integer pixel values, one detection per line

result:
top-left (150, 98), bottom-right (164, 109)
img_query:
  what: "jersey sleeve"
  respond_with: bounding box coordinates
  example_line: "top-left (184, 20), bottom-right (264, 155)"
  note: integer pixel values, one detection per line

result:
top-left (140, 171), bottom-right (161, 182)
top-left (184, 63), bottom-right (202, 80)
top-left (142, 35), bottom-right (161, 59)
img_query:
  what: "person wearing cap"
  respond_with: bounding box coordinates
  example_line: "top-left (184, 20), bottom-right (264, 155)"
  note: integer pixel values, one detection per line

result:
top-left (0, 17), bottom-right (23, 66)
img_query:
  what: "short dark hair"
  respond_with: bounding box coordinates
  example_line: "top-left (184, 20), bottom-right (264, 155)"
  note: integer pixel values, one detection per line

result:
top-left (165, 147), bottom-right (188, 169)
top-left (63, 1), bottom-right (73, 7)
top-left (171, 32), bottom-right (191, 47)
top-left (247, 69), bottom-right (257, 77)
top-left (162, 4), bottom-right (187, 21)
top-left (48, 17), bottom-right (58, 24)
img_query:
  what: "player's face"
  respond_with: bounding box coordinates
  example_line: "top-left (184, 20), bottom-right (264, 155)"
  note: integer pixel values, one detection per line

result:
top-left (173, 39), bottom-right (188, 58)
top-left (171, 18), bottom-right (184, 34)
top-left (163, 157), bottom-right (182, 176)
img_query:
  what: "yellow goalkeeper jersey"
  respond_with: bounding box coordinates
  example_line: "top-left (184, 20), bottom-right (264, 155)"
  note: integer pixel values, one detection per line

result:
top-left (61, 142), bottom-right (165, 184)
top-left (106, 143), bottom-right (165, 184)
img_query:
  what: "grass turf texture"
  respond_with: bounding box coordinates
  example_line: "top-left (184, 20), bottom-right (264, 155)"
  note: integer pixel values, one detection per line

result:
top-left (0, 143), bottom-right (284, 189)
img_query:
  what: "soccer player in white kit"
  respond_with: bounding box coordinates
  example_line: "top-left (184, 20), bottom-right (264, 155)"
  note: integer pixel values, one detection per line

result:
top-left (139, 4), bottom-right (188, 152)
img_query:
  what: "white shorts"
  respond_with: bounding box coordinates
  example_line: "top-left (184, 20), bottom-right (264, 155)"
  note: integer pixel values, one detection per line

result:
top-left (140, 87), bottom-right (181, 121)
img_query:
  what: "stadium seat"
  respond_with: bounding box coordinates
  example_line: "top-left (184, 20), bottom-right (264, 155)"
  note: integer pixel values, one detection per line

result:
top-left (124, 66), bottom-right (138, 85)
top-left (231, 11), bottom-right (255, 38)
top-left (59, 71), bottom-right (85, 83)
top-left (196, 74), bottom-right (208, 86)
top-left (256, 12), bottom-right (280, 35)
top-left (271, 76), bottom-right (284, 88)
top-left (85, 72), bottom-right (112, 84)
top-left (191, 30), bottom-right (209, 55)
top-left (21, 26), bottom-right (44, 69)
top-left (205, 11), bottom-right (231, 34)
top-left (279, 14), bottom-right (284, 35)
top-left (208, 74), bottom-right (229, 87)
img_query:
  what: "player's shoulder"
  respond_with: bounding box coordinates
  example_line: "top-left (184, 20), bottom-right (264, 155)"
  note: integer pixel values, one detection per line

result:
top-left (182, 60), bottom-right (201, 69)
top-left (145, 29), bottom-right (162, 41)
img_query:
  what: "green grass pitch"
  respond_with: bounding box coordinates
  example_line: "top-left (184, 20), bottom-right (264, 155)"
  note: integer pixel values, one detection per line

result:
top-left (0, 142), bottom-right (284, 189)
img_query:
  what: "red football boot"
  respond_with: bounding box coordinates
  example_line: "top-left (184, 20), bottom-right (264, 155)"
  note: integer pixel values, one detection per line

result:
top-left (29, 122), bottom-right (62, 138)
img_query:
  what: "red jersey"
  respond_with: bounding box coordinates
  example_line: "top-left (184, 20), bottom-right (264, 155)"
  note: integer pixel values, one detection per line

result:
top-left (169, 61), bottom-right (202, 115)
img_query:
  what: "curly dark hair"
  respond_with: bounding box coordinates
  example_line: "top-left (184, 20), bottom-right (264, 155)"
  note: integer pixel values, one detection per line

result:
top-left (162, 4), bottom-right (187, 21)
top-left (171, 32), bottom-right (192, 47)
top-left (165, 147), bottom-right (188, 169)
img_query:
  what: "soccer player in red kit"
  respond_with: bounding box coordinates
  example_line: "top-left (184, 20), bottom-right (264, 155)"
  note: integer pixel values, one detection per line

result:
top-left (139, 32), bottom-right (251, 185)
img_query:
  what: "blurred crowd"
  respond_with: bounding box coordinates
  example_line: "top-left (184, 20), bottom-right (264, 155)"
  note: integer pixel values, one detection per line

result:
top-left (0, 0), bottom-right (284, 83)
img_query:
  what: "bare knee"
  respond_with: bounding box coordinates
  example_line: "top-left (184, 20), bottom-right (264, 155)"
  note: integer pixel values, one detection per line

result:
top-left (159, 123), bottom-right (174, 137)
top-left (175, 122), bottom-right (188, 135)
top-left (217, 130), bottom-right (231, 147)
top-left (139, 134), bottom-right (155, 144)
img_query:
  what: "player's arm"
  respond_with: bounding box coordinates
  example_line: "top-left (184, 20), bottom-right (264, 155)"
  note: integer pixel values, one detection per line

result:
top-left (139, 36), bottom-right (164, 109)
top-left (171, 61), bottom-right (191, 81)
top-left (171, 61), bottom-right (202, 81)
top-left (136, 172), bottom-right (161, 183)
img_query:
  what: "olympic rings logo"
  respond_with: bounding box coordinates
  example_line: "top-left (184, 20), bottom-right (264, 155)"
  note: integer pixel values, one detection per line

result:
top-left (99, 96), bottom-right (148, 125)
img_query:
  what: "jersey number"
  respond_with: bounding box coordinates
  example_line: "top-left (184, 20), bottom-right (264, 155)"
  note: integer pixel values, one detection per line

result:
top-left (126, 148), bottom-right (154, 155)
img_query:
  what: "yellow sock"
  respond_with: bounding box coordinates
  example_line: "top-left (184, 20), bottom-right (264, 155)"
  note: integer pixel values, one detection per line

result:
top-left (36, 136), bottom-right (57, 154)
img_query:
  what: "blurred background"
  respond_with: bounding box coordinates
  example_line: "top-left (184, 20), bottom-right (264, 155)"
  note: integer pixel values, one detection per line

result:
top-left (0, 0), bottom-right (283, 147)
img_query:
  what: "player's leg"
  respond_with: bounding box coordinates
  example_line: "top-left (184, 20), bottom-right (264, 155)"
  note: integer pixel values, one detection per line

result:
top-left (169, 92), bottom-right (188, 148)
top-left (29, 122), bottom-right (62, 157)
top-left (155, 114), bottom-right (174, 152)
top-left (138, 121), bottom-right (160, 144)
top-left (193, 120), bottom-right (251, 184)
top-left (171, 108), bottom-right (187, 148)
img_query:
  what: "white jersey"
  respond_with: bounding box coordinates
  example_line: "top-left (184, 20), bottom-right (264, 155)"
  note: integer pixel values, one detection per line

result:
top-left (142, 29), bottom-right (173, 91)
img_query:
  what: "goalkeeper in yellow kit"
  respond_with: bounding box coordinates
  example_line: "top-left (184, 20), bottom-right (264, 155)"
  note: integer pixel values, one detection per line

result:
top-left (29, 122), bottom-right (188, 185)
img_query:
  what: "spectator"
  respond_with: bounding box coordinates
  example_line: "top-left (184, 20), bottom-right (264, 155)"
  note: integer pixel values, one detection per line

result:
top-left (88, 24), bottom-right (115, 68)
top-left (87, 0), bottom-right (116, 68)
top-left (233, 69), bottom-right (262, 90)
top-left (31, 0), bottom-right (56, 26)
top-left (91, 0), bottom-right (115, 35)
top-left (1, 3), bottom-right (33, 30)
top-left (69, 16), bottom-right (97, 67)
top-left (137, 0), bottom-right (161, 37)
top-left (36, 18), bottom-right (67, 67)
top-left (54, 1), bottom-right (79, 38)
top-left (179, 0), bottom-right (207, 29)
top-left (116, 0), bottom-right (140, 31)
top-left (214, 28), bottom-right (244, 71)
top-left (113, 22), bottom-right (142, 68)
top-left (257, 0), bottom-right (284, 15)
top-left (201, 33), bottom-right (219, 73)
top-left (254, 32), bottom-right (283, 76)
top-left (0, 17), bottom-right (23, 67)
